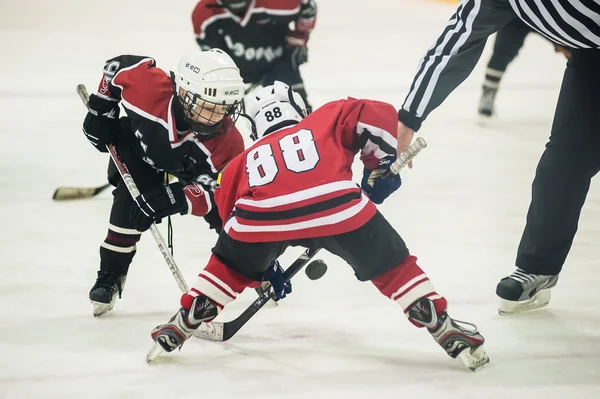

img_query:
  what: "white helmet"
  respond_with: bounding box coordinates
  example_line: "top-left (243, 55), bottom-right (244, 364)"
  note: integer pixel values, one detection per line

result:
top-left (246, 81), bottom-right (308, 140)
top-left (173, 49), bottom-right (245, 137)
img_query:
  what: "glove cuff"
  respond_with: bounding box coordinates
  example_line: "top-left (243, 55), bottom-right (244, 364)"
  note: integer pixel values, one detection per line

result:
top-left (88, 93), bottom-right (120, 119)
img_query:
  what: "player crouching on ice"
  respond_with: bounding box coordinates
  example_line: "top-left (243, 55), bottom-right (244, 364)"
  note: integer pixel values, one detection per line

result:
top-left (138, 82), bottom-right (490, 371)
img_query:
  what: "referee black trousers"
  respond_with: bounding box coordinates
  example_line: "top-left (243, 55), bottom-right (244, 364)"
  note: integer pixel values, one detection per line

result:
top-left (516, 49), bottom-right (600, 275)
top-left (487, 18), bottom-right (531, 73)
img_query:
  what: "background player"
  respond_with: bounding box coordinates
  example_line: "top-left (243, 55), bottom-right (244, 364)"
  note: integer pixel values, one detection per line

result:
top-left (478, 18), bottom-right (571, 120)
top-left (192, 0), bottom-right (316, 107)
top-left (146, 82), bottom-right (489, 371)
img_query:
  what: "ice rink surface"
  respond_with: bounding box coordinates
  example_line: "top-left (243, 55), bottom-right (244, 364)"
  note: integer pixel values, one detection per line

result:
top-left (1, 0), bottom-right (599, 398)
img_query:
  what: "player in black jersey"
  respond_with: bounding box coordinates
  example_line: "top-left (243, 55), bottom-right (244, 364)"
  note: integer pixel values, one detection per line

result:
top-left (192, 0), bottom-right (316, 108)
top-left (81, 49), bottom-right (245, 316)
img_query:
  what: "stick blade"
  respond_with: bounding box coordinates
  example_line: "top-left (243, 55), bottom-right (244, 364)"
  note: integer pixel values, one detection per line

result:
top-left (52, 187), bottom-right (98, 201)
top-left (192, 322), bottom-right (225, 341)
top-left (52, 183), bottom-right (110, 201)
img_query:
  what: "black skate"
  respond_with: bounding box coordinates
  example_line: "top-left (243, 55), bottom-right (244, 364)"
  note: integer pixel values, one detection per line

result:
top-left (478, 86), bottom-right (497, 122)
top-left (89, 271), bottom-right (127, 317)
top-left (496, 268), bottom-right (559, 315)
top-left (147, 295), bottom-right (218, 363)
top-left (408, 298), bottom-right (489, 371)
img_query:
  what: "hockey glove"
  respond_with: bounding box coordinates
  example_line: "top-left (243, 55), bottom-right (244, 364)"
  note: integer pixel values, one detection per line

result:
top-left (262, 260), bottom-right (292, 301)
top-left (82, 94), bottom-right (120, 153)
top-left (284, 0), bottom-right (316, 69)
top-left (130, 182), bottom-right (188, 232)
top-left (296, 0), bottom-right (317, 33)
top-left (361, 155), bottom-right (402, 205)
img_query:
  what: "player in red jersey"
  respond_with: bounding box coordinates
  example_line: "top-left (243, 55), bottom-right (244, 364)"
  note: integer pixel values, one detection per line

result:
top-left (146, 82), bottom-right (489, 370)
top-left (81, 49), bottom-right (245, 316)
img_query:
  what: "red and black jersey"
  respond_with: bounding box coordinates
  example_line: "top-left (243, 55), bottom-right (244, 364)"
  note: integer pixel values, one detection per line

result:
top-left (213, 98), bottom-right (399, 242)
top-left (192, 0), bottom-right (301, 83)
top-left (96, 55), bottom-right (244, 181)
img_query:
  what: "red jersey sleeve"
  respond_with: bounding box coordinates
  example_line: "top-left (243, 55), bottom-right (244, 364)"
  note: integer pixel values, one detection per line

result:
top-left (214, 154), bottom-right (248, 226)
top-left (108, 58), bottom-right (174, 129)
top-left (192, 1), bottom-right (225, 40)
top-left (201, 124), bottom-right (246, 172)
top-left (335, 98), bottom-right (399, 170)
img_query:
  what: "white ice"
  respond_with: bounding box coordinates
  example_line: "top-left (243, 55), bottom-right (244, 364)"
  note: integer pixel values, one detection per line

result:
top-left (1, 0), bottom-right (599, 398)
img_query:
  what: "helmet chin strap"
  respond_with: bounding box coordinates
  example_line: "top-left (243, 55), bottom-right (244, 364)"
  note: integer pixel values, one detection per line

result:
top-left (287, 86), bottom-right (307, 118)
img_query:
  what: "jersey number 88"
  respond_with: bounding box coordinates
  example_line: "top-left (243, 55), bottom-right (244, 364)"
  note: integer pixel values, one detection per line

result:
top-left (246, 129), bottom-right (320, 187)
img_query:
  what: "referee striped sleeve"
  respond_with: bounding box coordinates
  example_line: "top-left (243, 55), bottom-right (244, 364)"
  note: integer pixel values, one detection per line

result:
top-left (398, 0), bottom-right (516, 131)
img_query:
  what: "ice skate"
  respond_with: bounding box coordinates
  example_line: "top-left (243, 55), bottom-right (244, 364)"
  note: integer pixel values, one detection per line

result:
top-left (89, 271), bottom-right (127, 317)
top-left (496, 268), bottom-right (558, 315)
top-left (147, 295), bottom-right (218, 363)
top-left (477, 86), bottom-right (497, 125)
top-left (408, 298), bottom-right (489, 371)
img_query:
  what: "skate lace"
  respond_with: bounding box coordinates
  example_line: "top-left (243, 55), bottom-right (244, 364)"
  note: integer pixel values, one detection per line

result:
top-left (509, 269), bottom-right (542, 286)
top-left (95, 272), bottom-right (124, 298)
top-left (452, 318), bottom-right (479, 333)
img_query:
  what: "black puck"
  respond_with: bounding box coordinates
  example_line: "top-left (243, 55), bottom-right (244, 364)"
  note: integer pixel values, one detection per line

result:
top-left (305, 259), bottom-right (328, 280)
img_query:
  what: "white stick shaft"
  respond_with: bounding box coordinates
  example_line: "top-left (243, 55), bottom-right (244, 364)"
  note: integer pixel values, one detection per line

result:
top-left (77, 84), bottom-right (189, 294)
top-left (106, 145), bottom-right (189, 294)
top-left (389, 137), bottom-right (427, 175)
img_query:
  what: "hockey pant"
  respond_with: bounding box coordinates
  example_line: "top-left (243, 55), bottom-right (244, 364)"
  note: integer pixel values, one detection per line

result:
top-left (181, 211), bottom-right (447, 327)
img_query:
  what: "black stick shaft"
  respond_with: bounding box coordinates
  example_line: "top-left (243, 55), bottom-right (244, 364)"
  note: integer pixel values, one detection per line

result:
top-left (221, 247), bottom-right (321, 341)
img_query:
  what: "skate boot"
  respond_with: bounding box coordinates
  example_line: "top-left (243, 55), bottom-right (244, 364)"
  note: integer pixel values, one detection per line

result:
top-left (408, 298), bottom-right (489, 371)
top-left (478, 86), bottom-right (498, 122)
top-left (496, 268), bottom-right (559, 315)
top-left (254, 282), bottom-right (278, 307)
top-left (89, 271), bottom-right (127, 317)
top-left (147, 295), bottom-right (218, 362)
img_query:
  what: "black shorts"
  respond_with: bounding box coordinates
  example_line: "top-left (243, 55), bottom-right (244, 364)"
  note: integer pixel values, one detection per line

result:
top-left (212, 211), bottom-right (409, 282)
top-left (106, 128), bottom-right (222, 234)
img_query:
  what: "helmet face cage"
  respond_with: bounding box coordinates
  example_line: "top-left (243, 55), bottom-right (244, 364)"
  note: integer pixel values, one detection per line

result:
top-left (178, 89), bottom-right (242, 138)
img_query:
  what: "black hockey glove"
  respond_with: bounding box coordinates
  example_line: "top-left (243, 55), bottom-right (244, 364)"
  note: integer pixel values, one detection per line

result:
top-left (130, 182), bottom-right (188, 232)
top-left (361, 155), bottom-right (402, 204)
top-left (262, 260), bottom-right (292, 301)
top-left (82, 94), bottom-right (120, 153)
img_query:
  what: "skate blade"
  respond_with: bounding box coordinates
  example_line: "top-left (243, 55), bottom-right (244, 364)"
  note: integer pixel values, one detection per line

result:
top-left (146, 342), bottom-right (165, 364)
top-left (476, 114), bottom-right (494, 127)
top-left (91, 300), bottom-right (114, 317)
top-left (457, 346), bottom-right (490, 371)
top-left (498, 290), bottom-right (551, 316)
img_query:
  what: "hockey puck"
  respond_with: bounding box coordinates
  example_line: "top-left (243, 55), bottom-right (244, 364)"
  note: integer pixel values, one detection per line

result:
top-left (305, 259), bottom-right (328, 280)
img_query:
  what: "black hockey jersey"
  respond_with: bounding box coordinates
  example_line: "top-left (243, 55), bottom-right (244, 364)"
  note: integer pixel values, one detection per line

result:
top-left (96, 55), bottom-right (244, 182)
top-left (192, 0), bottom-right (301, 83)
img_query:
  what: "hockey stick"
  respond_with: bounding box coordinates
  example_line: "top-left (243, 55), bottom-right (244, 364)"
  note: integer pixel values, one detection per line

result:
top-left (76, 84), bottom-right (189, 294)
top-left (52, 183), bottom-right (111, 201)
top-left (192, 247), bottom-right (321, 343)
top-left (52, 174), bottom-right (176, 201)
top-left (385, 137), bottom-right (427, 177)
top-left (190, 137), bottom-right (428, 343)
